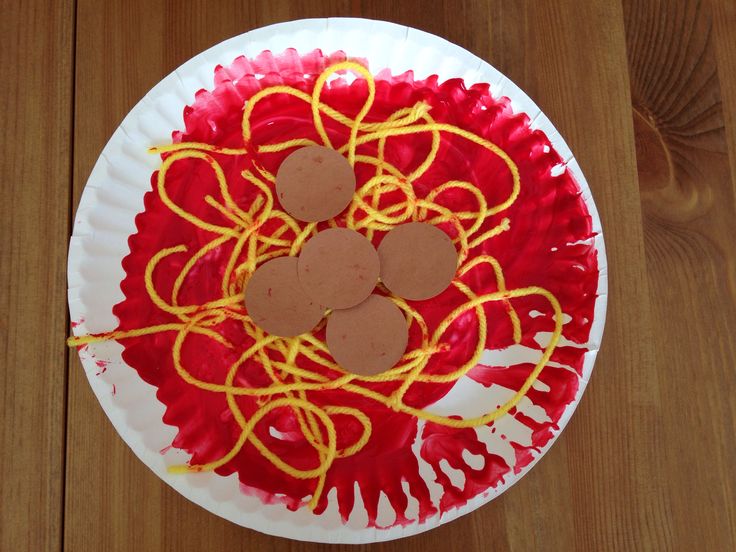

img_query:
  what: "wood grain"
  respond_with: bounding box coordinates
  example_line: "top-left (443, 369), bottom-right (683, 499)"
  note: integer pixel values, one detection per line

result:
top-left (0, 1), bottom-right (74, 551)
top-left (624, 0), bottom-right (736, 548)
top-left (482, 2), bottom-right (664, 550)
top-left (0, 0), bottom-right (731, 550)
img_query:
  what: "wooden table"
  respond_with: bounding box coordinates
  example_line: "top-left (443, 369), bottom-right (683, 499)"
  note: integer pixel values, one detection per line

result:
top-left (2, 1), bottom-right (735, 550)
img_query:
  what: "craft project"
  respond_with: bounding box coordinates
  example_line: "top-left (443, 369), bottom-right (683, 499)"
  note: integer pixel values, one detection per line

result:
top-left (67, 19), bottom-right (606, 544)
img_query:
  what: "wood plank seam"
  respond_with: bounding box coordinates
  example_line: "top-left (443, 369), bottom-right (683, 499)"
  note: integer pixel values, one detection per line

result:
top-left (61, 1), bottom-right (79, 551)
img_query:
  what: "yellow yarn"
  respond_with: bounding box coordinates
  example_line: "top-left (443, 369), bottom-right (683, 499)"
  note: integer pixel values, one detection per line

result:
top-left (68, 61), bottom-right (563, 510)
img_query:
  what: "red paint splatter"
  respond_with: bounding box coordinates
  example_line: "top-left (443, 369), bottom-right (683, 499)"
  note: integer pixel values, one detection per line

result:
top-left (112, 49), bottom-right (599, 526)
top-left (111, 384), bottom-right (116, 396)
top-left (95, 360), bottom-right (109, 376)
top-left (421, 421), bottom-right (510, 511)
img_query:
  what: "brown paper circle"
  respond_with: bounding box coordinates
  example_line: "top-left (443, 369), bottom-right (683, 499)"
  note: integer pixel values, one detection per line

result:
top-left (297, 228), bottom-right (380, 309)
top-left (275, 146), bottom-right (356, 222)
top-left (244, 256), bottom-right (325, 337)
top-left (377, 222), bottom-right (458, 300)
top-left (326, 294), bottom-right (408, 376)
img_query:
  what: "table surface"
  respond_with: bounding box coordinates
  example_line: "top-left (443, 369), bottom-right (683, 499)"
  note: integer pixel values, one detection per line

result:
top-left (2, 1), bottom-right (735, 550)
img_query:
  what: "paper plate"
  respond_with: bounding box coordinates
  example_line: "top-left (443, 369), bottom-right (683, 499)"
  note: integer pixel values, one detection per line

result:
top-left (68, 18), bottom-right (607, 544)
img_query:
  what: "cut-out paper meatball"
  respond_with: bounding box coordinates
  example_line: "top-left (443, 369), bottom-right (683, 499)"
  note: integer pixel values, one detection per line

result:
top-left (244, 256), bottom-right (325, 337)
top-left (297, 228), bottom-right (380, 309)
top-left (275, 146), bottom-right (356, 222)
top-left (377, 222), bottom-right (458, 300)
top-left (326, 294), bottom-right (409, 376)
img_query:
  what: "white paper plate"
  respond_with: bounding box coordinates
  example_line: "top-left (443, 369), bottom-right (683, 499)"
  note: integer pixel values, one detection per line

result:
top-left (68, 18), bottom-right (607, 543)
